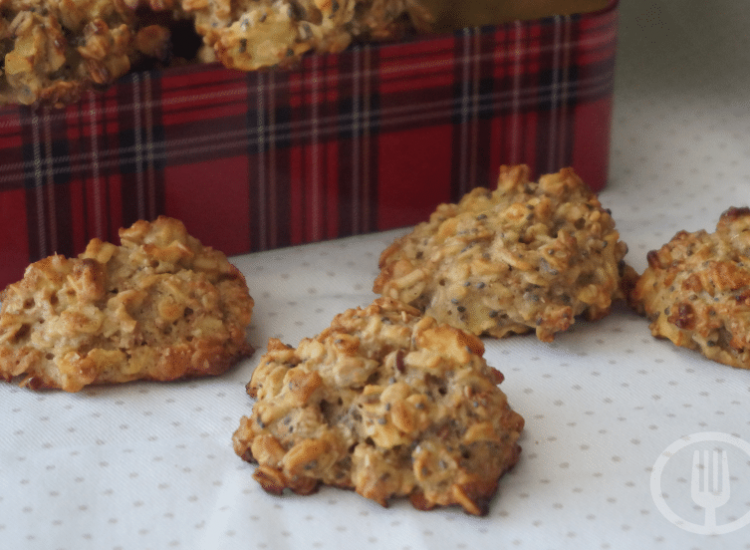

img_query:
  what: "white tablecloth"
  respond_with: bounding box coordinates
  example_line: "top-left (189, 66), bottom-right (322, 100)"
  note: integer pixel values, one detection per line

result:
top-left (3, 1), bottom-right (750, 548)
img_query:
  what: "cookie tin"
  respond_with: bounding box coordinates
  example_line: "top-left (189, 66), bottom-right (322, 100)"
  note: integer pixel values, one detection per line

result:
top-left (0, 0), bottom-right (618, 288)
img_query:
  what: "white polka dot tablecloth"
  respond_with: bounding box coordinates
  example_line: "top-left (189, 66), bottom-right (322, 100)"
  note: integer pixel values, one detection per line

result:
top-left (3, 1), bottom-right (750, 548)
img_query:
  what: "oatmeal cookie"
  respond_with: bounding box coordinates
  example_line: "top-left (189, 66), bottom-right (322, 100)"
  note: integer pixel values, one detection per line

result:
top-left (630, 206), bottom-right (750, 370)
top-left (233, 297), bottom-right (524, 516)
top-left (181, 0), bottom-right (432, 72)
top-left (0, 0), bottom-right (178, 106)
top-left (373, 165), bottom-right (631, 342)
top-left (0, 216), bottom-right (254, 391)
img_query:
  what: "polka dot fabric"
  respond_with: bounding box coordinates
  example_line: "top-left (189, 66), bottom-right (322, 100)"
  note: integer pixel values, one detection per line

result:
top-left (3, 1), bottom-right (750, 548)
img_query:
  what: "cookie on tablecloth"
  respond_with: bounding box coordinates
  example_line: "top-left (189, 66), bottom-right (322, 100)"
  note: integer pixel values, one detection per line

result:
top-left (374, 165), bottom-right (632, 342)
top-left (630, 206), bottom-right (750, 370)
top-left (233, 297), bottom-right (524, 515)
top-left (0, 216), bottom-right (254, 392)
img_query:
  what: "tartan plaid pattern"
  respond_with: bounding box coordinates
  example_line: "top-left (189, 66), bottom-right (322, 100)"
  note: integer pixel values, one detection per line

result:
top-left (0, 1), bottom-right (618, 288)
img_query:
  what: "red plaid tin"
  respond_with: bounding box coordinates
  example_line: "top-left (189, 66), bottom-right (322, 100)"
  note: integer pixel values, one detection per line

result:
top-left (0, 0), bottom-right (618, 289)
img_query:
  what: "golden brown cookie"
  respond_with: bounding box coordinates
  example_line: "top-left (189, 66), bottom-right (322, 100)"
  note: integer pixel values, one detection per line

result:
top-left (630, 206), bottom-right (750, 370)
top-left (0, 0), bottom-right (178, 106)
top-left (0, 216), bottom-right (254, 391)
top-left (374, 165), bottom-right (631, 342)
top-left (233, 297), bottom-right (524, 516)
top-left (181, 0), bottom-right (432, 72)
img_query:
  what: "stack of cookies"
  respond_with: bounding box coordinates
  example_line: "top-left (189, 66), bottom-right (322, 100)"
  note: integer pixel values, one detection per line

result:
top-left (0, 0), bottom-right (431, 107)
